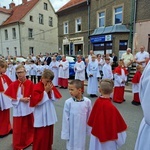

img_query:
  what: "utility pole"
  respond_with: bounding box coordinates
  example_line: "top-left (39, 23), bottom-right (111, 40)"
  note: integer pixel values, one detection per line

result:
top-left (87, 0), bottom-right (91, 54)
top-left (129, 0), bottom-right (137, 52)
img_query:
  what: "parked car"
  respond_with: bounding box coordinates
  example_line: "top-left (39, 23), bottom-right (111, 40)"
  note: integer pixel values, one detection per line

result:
top-left (15, 56), bottom-right (27, 63)
top-left (66, 56), bottom-right (76, 78)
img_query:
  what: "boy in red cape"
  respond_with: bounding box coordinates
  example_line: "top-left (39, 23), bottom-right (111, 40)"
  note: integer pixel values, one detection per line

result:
top-left (0, 59), bottom-right (12, 138)
top-left (113, 59), bottom-right (128, 103)
top-left (88, 79), bottom-right (127, 150)
top-left (131, 65), bottom-right (143, 105)
top-left (30, 69), bottom-right (62, 150)
top-left (4, 64), bottom-right (34, 150)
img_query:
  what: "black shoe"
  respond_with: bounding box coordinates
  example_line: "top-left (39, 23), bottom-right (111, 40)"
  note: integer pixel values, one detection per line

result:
top-left (131, 101), bottom-right (141, 106)
top-left (93, 94), bottom-right (98, 97)
top-left (113, 101), bottom-right (122, 104)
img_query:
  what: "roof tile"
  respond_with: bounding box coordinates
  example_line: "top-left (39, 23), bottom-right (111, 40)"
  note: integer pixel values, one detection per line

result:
top-left (2, 0), bottom-right (39, 26)
top-left (57, 0), bottom-right (87, 12)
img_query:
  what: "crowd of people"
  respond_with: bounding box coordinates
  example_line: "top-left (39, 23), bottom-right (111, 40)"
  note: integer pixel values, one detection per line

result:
top-left (0, 45), bottom-right (150, 150)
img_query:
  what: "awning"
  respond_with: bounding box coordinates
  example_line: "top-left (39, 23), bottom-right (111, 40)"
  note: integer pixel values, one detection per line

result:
top-left (91, 24), bottom-right (130, 36)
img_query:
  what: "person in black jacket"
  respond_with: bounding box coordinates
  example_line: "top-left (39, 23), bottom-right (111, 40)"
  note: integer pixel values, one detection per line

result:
top-left (44, 53), bottom-right (51, 65)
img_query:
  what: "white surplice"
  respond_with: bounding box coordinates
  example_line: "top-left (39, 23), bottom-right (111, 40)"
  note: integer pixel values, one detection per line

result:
top-left (49, 61), bottom-right (60, 86)
top-left (74, 61), bottom-right (85, 81)
top-left (33, 91), bottom-right (58, 127)
top-left (135, 61), bottom-right (150, 150)
top-left (86, 61), bottom-right (100, 95)
top-left (0, 78), bottom-right (12, 110)
top-left (58, 60), bottom-right (69, 79)
top-left (89, 132), bottom-right (126, 150)
top-left (61, 97), bottom-right (92, 150)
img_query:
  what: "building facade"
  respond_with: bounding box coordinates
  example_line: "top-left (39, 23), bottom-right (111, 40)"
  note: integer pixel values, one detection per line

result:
top-left (0, 0), bottom-right (58, 57)
top-left (134, 0), bottom-right (150, 53)
top-left (56, 0), bottom-right (89, 56)
top-left (89, 0), bottom-right (133, 58)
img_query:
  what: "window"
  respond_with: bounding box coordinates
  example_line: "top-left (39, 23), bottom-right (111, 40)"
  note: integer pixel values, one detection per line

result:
top-left (64, 21), bottom-right (68, 34)
top-left (114, 6), bottom-right (123, 24)
top-left (75, 18), bottom-right (81, 32)
top-left (5, 30), bottom-right (8, 40)
top-left (12, 28), bottom-right (16, 39)
top-left (98, 12), bottom-right (105, 27)
top-left (7, 47), bottom-right (9, 55)
top-left (29, 47), bottom-right (34, 55)
top-left (14, 47), bottom-right (17, 56)
top-left (49, 17), bottom-right (53, 27)
top-left (28, 28), bottom-right (33, 38)
top-left (39, 14), bottom-right (44, 24)
top-left (29, 15), bottom-right (33, 22)
top-left (44, 3), bottom-right (48, 10)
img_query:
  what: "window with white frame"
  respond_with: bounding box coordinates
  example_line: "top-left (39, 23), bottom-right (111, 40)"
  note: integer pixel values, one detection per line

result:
top-left (49, 17), bottom-right (53, 27)
top-left (28, 28), bottom-right (33, 38)
top-left (5, 30), bottom-right (8, 40)
top-left (114, 6), bottom-right (123, 24)
top-left (12, 28), bottom-right (16, 39)
top-left (75, 18), bottom-right (81, 32)
top-left (39, 14), bottom-right (44, 24)
top-left (98, 12), bottom-right (105, 27)
top-left (64, 21), bottom-right (69, 34)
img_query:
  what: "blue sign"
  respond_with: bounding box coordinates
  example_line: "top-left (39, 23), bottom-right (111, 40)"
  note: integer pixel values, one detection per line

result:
top-left (90, 35), bottom-right (112, 43)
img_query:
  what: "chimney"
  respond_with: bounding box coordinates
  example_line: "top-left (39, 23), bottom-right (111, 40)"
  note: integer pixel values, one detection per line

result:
top-left (22, 0), bottom-right (28, 4)
top-left (9, 1), bottom-right (15, 9)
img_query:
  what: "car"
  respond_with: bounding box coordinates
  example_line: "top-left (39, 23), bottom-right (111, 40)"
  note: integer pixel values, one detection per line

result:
top-left (15, 56), bottom-right (27, 63)
top-left (66, 56), bottom-right (76, 78)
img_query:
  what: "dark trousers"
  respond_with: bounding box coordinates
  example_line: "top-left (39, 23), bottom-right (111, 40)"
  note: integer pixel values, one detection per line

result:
top-left (31, 75), bottom-right (36, 84)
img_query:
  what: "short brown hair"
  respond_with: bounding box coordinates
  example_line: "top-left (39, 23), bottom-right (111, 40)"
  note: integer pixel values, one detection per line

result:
top-left (69, 79), bottom-right (83, 89)
top-left (100, 79), bottom-right (114, 94)
top-left (0, 60), bottom-right (8, 69)
top-left (42, 69), bottom-right (54, 81)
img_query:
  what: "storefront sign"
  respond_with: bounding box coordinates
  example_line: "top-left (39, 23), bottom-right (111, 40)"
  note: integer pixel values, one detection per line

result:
top-left (90, 35), bottom-right (112, 43)
top-left (69, 37), bottom-right (83, 42)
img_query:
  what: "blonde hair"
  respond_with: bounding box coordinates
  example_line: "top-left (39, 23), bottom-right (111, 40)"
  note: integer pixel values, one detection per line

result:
top-left (100, 79), bottom-right (114, 94)
top-left (15, 64), bottom-right (26, 71)
top-left (42, 69), bottom-right (54, 81)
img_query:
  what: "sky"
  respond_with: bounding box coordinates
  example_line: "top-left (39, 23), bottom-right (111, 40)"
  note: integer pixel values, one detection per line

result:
top-left (0, 0), bottom-right (70, 11)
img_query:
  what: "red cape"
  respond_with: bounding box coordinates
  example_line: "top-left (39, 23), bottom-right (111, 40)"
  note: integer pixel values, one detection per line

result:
top-left (4, 79), bottom-right (33, 100)
top-left (30, 81), bottom-right (62, 107)
top-left (88, 97), bottom-right (127, 142)
top-left (132, 71), bottom-right (141, 83)
top-left (113, 66), bottom-right (128, 75)
top-left (0, 74), bottom-right (12, 92)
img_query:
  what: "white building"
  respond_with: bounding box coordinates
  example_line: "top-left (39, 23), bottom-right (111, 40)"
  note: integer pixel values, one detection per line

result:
top-left (0, 0), bottom-right (58, 57)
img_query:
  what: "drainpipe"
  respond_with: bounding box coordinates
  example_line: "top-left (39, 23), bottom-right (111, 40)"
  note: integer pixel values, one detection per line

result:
top-left (87, 0), bottom-right (91, 54)
top-left (133, 0), bottom-right (137, 39)
top-left (129, 0), bottom-right (137, 51)
top-left (0, 28), bottom-right (3, 56)
top-left (18, 22), bottom-right (22, 56)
